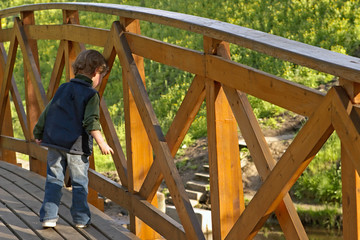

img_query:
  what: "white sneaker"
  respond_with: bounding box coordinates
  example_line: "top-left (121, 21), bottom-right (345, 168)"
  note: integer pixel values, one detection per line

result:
top-left (75, 223), bottom-right (88, 228)
top-left (42, 219), bottom-right (57, 228)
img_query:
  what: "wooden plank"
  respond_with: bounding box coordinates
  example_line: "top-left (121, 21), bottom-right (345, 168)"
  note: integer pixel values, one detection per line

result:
top-left (0, 166), bottom-right (91, 239)
top-left (15, 16), bottom-right (47, 110)
top-left (332, 88), bottom-right (360, 174)
top-left (0, 28), bottom-right (12, 42)
top-left (89, 169), bottom-right (186, 240)
top-left (223, 86), bottom-right (307, 239)
top-left (127, 31), bottom-right (323, 116)
top-left (25, 24), bottom-right (108, 47)
top-left (98, 28), bottom-right (116, 97)
top-left (225, 89), bottom-right (335, 239)
top-left (0, 167), bottom-right (109, 240)
top-left (0, 30), bottom-right (18, 135)
top-left (120, 17), bottom-right (157, 238)
top-left (0, 183), bottom-right (62, 240)
top-left (138, 75), bottom-right (206, 201)
top-left (114, 21), bottom-right (204, 239)
top-left (204, 38), bottom-right (244, 239)
top-left (341, 144), bottom-right (360, 239)
top-left (0, 136), bottom-right (48, 163)
top-left (0, 174), bottom-right (77, 240)
top-left (125, 32), bottom-right (203, 76)
top-left (47, 40), bottom-right (65, 99)
top-left (205, 79), bottom-right (222, 239)
top-left (23, 23), bottom-right (324, 117)
top-left (0, 41), bottom-right (16, 164)
top-left (0, 215), bottom-right (18, 240)
top-left (206, 54), bottom-right (324, 117)
top-left (0, 160), bottom-right (139, 239)
top-left (0, 199), bottom-right (39, 240)
top-left (166, 75), bottom-right (206, 155)
top-left (0, 42), bottom-right (29, 139)
top-left (19, 12), bottom-right (47, 176)
top-left (339, 79), bottom-right (360, 239)
top-left (2, 3), bottom-right (359, 81)
top-left (99, 99), bottom-right (128, 187)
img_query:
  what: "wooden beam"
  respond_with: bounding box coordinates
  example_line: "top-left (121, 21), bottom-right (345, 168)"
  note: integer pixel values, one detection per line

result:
top-left (0, 40), bottom-right (19, 165)
top-left (126, 33), bottom-right (324, 116)
top-left (125, 32), bottom-right (204, 76)
top-left (341, 144), bottom-right (360, 239)
top-left (223, 86), bottom-right (307, 239)
top-left (331, 87), bottom-right (360, 174)
top-left (338, 79), bottom-right (360, 239)
top-left (23, 23), bottom-right (324, 117)
top-left (119, 18), bottom-right (157, 238)
top-left (15, 17), bottom-right (47, 110)
top-left (225, 88), bottom-right (334, 239)
top-left (114, 21), bottom-right (204, 239)
top-left (206, 54), bottom-right (324, 117)
top-left (138, 75), bottom-right (206, 201)
top-left (2, 3), bottom-right (360, 81)
top-left (0, 30), bottom-right (18, 133)
top-left (88, 169), bottom-right (187, 240)
top-left (99, 99), bottom-right (128, 187)
top-left (24, 24), bottom-right (108, 47)
top-left (204, 38), bottom-right (244, 239)
top-left (46, 40), bottom-right (65, 100)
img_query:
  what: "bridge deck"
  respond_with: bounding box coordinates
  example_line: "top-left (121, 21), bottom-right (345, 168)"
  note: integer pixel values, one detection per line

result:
top-left (0, 160), bottom-right (139, 240)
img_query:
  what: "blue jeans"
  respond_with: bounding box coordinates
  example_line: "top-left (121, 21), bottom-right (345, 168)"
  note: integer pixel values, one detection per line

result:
top-left (40, 148), bottom-right (91, 225)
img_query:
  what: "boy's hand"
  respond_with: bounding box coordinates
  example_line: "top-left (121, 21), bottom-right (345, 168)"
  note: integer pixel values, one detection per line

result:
top-left (91, 130), bottom-right (114, 155)
top-left (99, 143), bottom-right (114, 155)
top-left (35, 139), bottom-right (42, 145)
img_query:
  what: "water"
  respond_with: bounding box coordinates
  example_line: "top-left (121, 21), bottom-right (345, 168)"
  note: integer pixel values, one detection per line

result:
top-left (255, 227), bottom-right (342, 240)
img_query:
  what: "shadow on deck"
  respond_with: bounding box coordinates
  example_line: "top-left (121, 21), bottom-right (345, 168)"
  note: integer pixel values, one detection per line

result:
top-left (0, 160), bottom-right (139, 240)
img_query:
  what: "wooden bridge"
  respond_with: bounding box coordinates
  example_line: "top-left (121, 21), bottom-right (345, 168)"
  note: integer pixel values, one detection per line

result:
top-left (0, 2), bottom-right (360, 240)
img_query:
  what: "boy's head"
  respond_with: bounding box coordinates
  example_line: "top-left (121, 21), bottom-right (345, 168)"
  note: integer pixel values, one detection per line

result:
top-left (72, 50), bottom-right (108, 77)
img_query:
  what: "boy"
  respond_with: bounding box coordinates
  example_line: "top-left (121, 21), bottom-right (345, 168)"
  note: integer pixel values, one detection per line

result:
top-left (33, 50), bottom-right (114, 228)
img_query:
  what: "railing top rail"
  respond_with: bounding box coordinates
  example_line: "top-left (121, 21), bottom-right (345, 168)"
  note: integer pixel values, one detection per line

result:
top-left (1, 2), bottom-right (360, 82)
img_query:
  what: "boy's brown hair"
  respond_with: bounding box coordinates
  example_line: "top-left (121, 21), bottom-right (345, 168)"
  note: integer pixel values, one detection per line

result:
top-left (72, 50), bottom-right (108, 76)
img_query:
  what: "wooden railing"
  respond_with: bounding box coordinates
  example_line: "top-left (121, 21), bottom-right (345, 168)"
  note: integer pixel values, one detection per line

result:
top-left (1, 3), bottom-right (360, 240)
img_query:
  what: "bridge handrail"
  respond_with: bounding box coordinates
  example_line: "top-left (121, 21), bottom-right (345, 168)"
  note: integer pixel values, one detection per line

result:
top-left (1, 2), bottom-right (360, 82)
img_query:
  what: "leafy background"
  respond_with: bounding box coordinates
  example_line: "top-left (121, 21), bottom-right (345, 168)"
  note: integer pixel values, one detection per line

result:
top-left (1, 0), bottom-right (359, 205)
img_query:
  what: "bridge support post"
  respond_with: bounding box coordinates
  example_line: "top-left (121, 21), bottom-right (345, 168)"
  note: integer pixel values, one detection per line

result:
top-left (340, 78), bottom-right (360, 239)
top-left (21, 11), bottom-right (46, 176)
top-left (204, 37), bottom-right (245, 239)
top-left (0, 20), bottom-right (16, 165)
top-left (121, 17), bottom-right (160, 239)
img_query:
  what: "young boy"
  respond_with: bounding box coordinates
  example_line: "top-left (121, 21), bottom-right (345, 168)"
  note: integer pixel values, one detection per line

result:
top-left (33, 49), bottom-right (114, 228)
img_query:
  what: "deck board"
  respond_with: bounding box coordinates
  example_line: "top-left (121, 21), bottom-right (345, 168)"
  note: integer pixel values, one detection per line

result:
top-left (0, 160), bottom-right (140, 240)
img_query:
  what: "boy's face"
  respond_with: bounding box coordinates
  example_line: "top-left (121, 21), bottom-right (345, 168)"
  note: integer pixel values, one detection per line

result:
top-left (92, 69), bottom-right (106, 88)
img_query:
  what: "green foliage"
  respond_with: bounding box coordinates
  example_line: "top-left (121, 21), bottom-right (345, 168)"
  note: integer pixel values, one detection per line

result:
top-left (292, 133), bottom-right (342, 205)
top-left (296, 206), bottom-right (342, 230)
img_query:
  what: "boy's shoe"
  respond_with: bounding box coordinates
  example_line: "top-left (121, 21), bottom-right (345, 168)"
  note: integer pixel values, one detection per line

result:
top-left (42, 219), bottom-right (57, 228)
top-left (75, 223), bottom-right (89, 228)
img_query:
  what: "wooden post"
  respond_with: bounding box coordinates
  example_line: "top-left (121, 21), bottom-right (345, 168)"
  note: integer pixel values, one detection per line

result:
top-left (20, 11), bottom-right (46, 176)
top-left (204, 37), bottom-right (245, 239)
top-left (0, 19), bottom-right (17, 165)
top-left (121, 17), bottom-right (159, 239)
top-left (340, 78), bottom-right (360, 239)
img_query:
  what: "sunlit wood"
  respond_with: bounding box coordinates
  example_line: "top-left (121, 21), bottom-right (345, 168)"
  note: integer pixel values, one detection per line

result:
top-left (223, 86), bottom-right (307, 239)
top-left (1, 3), bottom-right (360, 239)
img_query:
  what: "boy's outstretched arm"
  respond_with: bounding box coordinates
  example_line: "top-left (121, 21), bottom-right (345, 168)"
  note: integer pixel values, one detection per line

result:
top-left (91, 130), bottom-right (114, 155)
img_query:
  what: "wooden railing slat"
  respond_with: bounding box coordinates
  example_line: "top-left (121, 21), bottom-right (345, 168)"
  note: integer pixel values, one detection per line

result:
top-left (114, 21), bottom-right (204, 239)
top-left (14, 17), bottom-right (47, 110)
top-left (226, 89), bottom-right (335, 239)
top-left (223, 86), bottom-right (307, 239)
